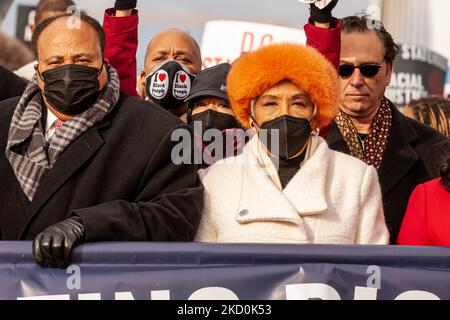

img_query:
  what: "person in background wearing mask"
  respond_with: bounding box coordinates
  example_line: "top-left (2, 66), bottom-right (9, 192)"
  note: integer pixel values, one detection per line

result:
top-left (195, 44), bottom-right (388, 245)
top-left (185, 63), bottom-right (245, 167)
top-left (102, 0), bottom-right (200, 115)
top-left (15, 0), bottom-right (76, 80)
top-left (0, 13), bottom-right (203, 268)
top-left (397, 158), bottom-right (450, 246)
top-left (102, 0), bottom-right (341, 120)
top-left (142, 54), bottom-right (197, 117)
top-left (13, 0), bottom-right (140, 99)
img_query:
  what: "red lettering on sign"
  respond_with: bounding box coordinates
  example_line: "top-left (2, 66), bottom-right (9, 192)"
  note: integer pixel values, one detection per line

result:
top-left (203, 57), bottom-right (213, 69)
top-left (260, 34), bottom-right (273, 46)
top-left (241, 32), bottom-right (254, 53)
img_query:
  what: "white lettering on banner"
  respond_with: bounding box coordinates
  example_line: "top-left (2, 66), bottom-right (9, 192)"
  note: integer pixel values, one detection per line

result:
top-left (286, 284), bottom-right (341, 300)
top-left (15, 285), bottom-right (443, 300)
top-left (201, 20), bottom-right (306, 69)
top-left (395, 291), bottom-right (440, 300)
top-left (151, 290), bottom-right (171, 300)
top-left (115, 291), bottom-right (135, 300)
top-left (354, 286), bottom-right (378, 300)
top-left (188, 287), bottom-right (239, 300)
top-left (18, 294), bottom-right (70, 300)
top-left (78, 293), bottom-right (101, 300)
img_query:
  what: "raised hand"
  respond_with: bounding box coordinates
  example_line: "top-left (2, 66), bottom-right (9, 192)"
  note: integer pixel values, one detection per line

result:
top-left (309, 0), bottom-right (339, 24)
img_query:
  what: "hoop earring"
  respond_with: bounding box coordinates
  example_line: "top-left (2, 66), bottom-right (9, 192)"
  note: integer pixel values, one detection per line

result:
top-left (249, 116), bottom-right (257, 129)
top-left (312, 127), bottom-right (320, 136)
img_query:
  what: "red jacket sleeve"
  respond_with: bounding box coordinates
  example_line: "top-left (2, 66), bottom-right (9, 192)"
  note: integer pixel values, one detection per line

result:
top-left (304, 17), bottom-right (341, 70)
top-left (103, 8), bottom-right (138, 97)
top-left (304, 18), bottom-right (341, 139)
top-left (397, 183), bottom-right (433, 246)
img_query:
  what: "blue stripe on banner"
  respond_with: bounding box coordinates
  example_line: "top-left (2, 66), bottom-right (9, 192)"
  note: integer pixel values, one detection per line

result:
top-left (2, 242), bottom-right (450, 300)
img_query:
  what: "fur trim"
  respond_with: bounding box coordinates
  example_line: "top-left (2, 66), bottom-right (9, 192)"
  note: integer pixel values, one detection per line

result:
top-left (227, 43), bottom-right (339, 129)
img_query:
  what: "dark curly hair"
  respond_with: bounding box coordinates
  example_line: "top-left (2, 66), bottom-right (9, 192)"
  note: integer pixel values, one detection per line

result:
top-left (341, 14), bottom-right (400, 65)
top-left (441, 158), bottom-right (450, 192)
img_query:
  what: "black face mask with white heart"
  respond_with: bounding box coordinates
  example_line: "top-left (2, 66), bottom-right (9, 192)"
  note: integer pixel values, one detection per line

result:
top-left (145, 60), bottom-right (195, 111)
top-left (258, 115), bottom-right (312, 160)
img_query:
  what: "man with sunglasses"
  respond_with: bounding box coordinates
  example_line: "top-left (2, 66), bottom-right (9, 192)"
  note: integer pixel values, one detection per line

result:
top-left (326, 15), bottom-right (450, 244)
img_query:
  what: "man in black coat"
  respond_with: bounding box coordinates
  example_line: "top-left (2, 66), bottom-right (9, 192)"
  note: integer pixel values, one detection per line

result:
top-left (0, 13), bottom-right (203, 268)
top-left (327, 15), bottom-right (450, 244)
top-left (0, 65), bottom-right (27, 101)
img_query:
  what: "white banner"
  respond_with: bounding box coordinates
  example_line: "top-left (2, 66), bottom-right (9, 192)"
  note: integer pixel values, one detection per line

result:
top-left (200, 20), bottom-right (306, 69)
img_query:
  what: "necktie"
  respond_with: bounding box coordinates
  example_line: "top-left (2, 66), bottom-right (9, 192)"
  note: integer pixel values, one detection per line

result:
top-left (53, 119), bottom-right (65, 130)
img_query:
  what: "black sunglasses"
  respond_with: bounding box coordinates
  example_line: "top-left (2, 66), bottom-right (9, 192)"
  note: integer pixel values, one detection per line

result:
top-left (338, 63), bottom-right (382, 78)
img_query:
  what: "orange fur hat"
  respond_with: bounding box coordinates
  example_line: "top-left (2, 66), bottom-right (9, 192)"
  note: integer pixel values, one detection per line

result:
top-left (227, 43), bottom-right (339, 129)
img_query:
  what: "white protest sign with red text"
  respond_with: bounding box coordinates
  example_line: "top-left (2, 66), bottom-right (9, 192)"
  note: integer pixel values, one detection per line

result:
top-left (200, 20), bottom-right (306, 69)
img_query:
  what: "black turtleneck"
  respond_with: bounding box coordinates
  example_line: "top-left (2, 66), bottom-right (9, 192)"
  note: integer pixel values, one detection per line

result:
top-left (273, 152), bottom-right (306, 189)
top-left (357, 133), bottom-right (368, 151)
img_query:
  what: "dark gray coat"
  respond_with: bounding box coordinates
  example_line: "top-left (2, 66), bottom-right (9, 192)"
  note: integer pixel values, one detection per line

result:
top-left (0, 65), bottom-right (27, 101)
top-left (0, 92), bottom-right (203, 241)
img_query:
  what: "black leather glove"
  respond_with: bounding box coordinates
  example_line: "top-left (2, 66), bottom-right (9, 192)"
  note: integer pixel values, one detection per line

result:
top-left (309, 0), bottom-right (338, 24)
top-left (114, 0), bottom-right (137, 10)
top-left (33, 216), bottom-right (86, 268)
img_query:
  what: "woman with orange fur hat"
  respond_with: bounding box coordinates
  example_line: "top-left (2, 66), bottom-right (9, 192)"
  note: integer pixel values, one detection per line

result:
top-left (195, 43), bottom-right (389, 245)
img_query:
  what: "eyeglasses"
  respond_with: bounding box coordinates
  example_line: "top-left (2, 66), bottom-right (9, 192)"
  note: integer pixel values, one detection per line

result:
top-left (338, 63), bottom-right (382, 78)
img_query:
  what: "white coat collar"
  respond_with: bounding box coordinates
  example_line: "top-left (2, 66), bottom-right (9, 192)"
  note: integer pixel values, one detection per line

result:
top-left (236, 135), bottom-right (329, 225)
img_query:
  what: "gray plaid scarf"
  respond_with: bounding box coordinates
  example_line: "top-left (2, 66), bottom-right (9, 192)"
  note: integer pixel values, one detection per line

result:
top-left (5, 65), bottom-right (120, 201)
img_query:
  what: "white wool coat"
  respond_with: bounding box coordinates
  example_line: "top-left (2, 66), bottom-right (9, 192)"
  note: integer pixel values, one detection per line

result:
top-left (195, 135), bottom-right (389, 245)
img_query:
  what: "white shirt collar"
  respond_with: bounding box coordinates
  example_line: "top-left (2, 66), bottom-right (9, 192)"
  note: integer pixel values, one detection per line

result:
top-left (45, 108), bottom-right (59, 141)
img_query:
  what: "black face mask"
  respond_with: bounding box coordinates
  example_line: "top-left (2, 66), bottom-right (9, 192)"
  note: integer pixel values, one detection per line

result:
top-left (39, 63), bottom-right (103, 116)
top-left (191, 109), bottom-right (240, 134)
top-left (258, 115), bottom-right (312, 160)
top-left (145, 60), bottom-right (195, 111)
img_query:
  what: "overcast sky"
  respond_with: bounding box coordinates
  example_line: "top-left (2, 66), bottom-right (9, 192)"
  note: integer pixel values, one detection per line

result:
top-left (2, 0), bottom-right (372, 69)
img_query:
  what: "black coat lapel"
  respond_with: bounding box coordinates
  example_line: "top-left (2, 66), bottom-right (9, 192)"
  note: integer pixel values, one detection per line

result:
top-left (17, 94), bottom-right (125, 238)
top-left (378, 104), bottom-right (419, 195)
top-left (19, 126), bottom-right (106, 238)
top-left (326, 122), bottom-right (351, 155)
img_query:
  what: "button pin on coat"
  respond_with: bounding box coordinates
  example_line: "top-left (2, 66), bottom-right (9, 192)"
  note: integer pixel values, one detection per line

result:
top-left (239, 209), bottom-right (249, 217)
